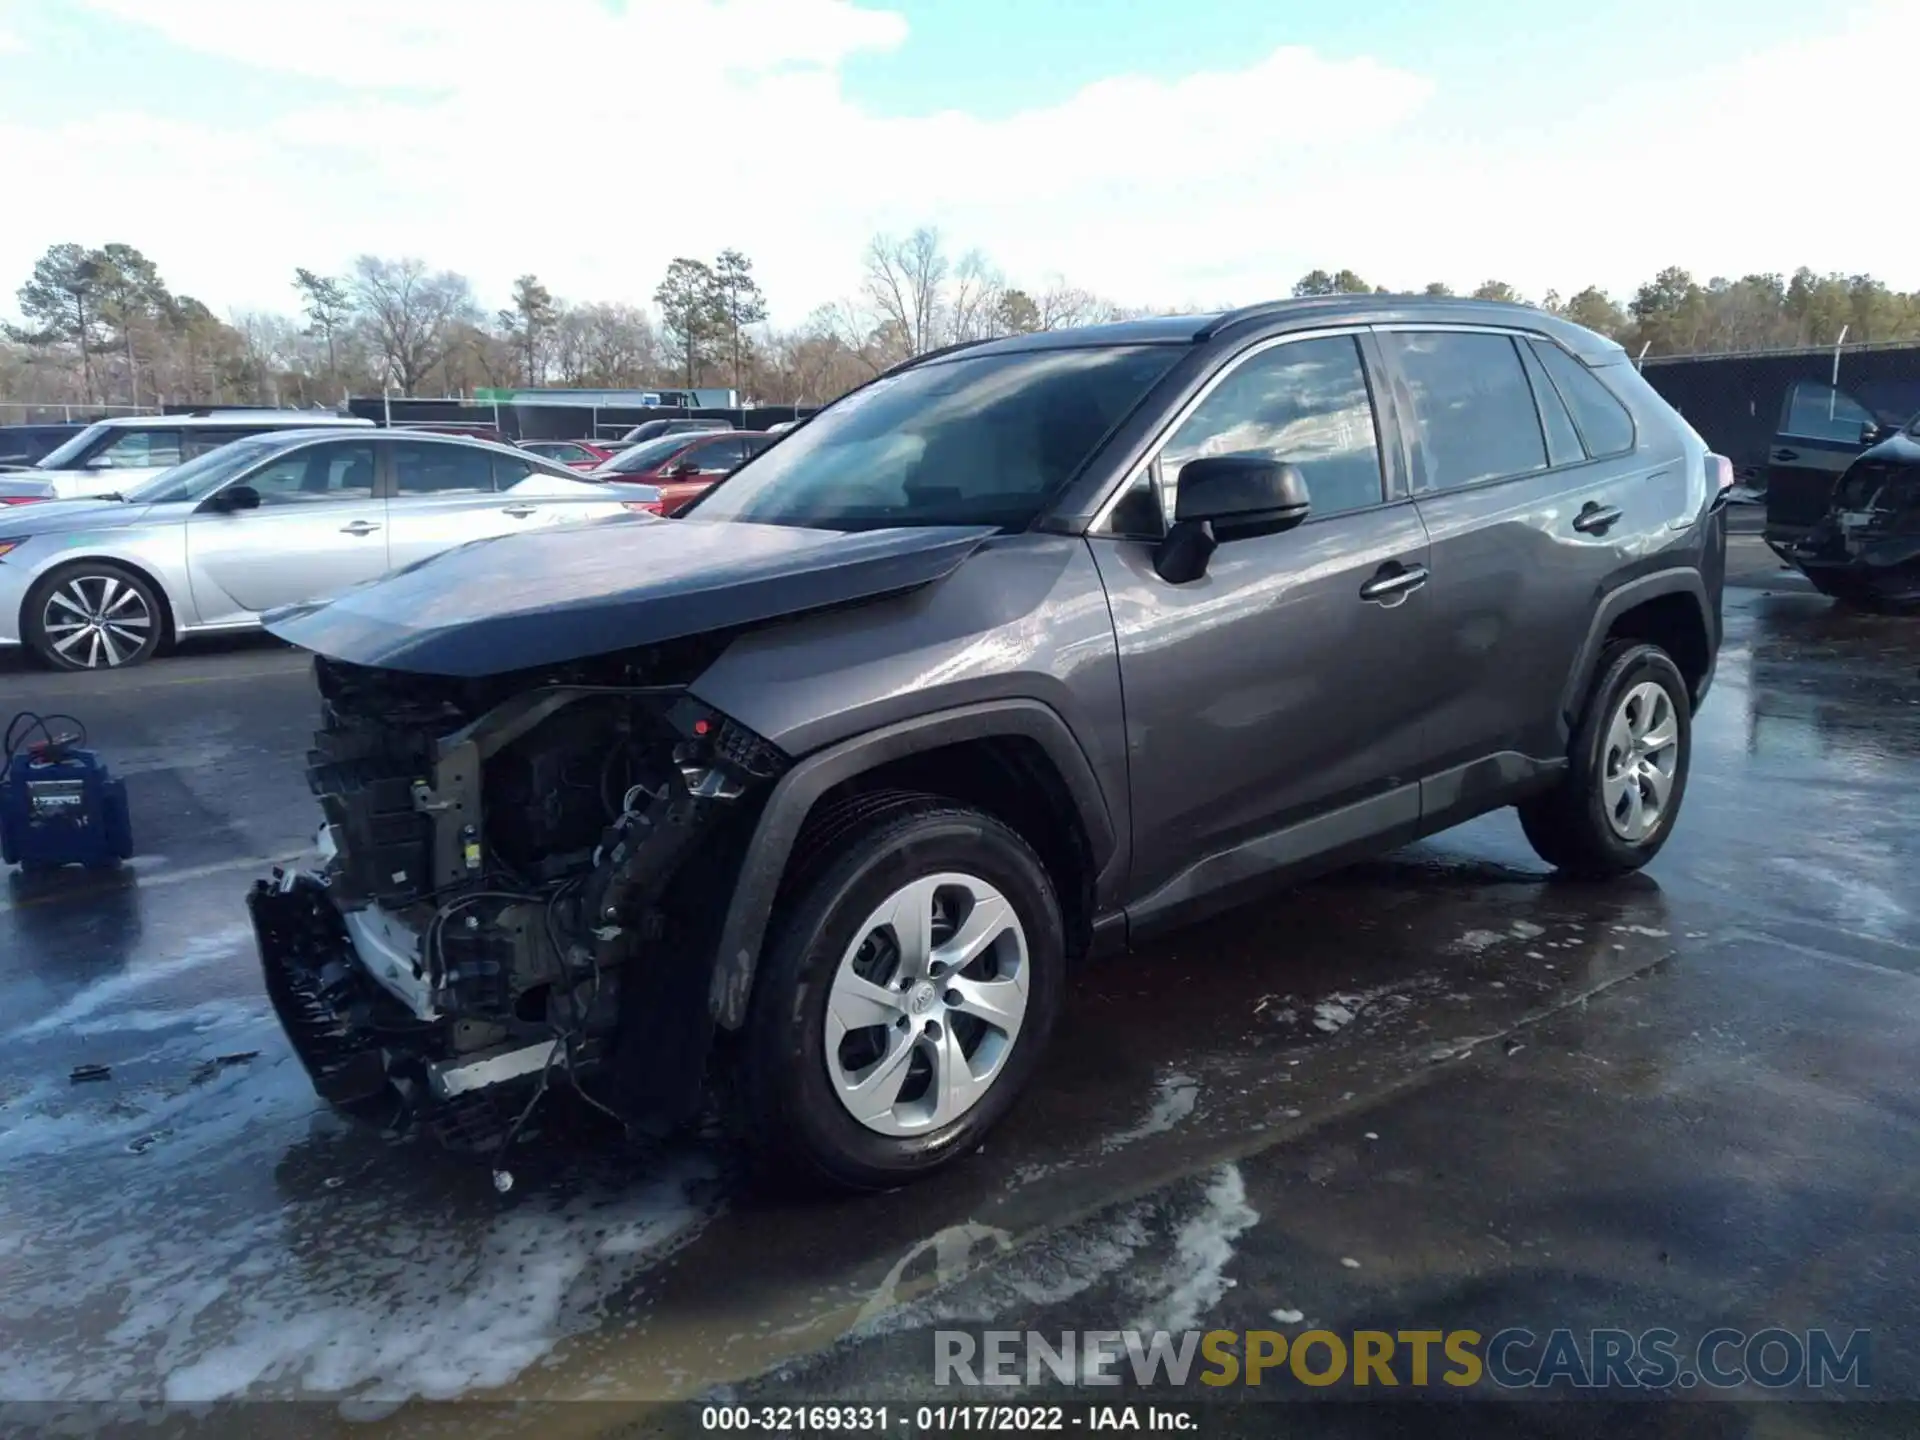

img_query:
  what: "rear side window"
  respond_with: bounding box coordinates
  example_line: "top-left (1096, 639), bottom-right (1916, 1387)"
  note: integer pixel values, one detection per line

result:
top-left (1530, 341), bottom-right (1636, 457)
top-left (1517, 343), bottom-right (1585, 467)
top-left (393, 442), bottom-right (495, 495)
top-left (1384, 332), bottom-right (1546, 491)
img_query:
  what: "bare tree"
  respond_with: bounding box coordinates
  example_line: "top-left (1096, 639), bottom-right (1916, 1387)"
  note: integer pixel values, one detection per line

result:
top-left (349, 255), bottom-right (478, 396)
top-left (1036, 279), bottom-right (1118, 330)
top-left (863, 228), bottom-right (949, 362)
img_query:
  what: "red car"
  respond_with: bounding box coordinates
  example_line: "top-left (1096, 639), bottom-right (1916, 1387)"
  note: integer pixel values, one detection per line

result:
top-left (590, 430), bottom-right (775, 515)
top-left (519, 439), bottom-right (616, 472)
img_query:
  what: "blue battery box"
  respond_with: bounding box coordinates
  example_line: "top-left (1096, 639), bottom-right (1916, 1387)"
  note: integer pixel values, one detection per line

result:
top-left (0, 728), bottom-right (133, 872)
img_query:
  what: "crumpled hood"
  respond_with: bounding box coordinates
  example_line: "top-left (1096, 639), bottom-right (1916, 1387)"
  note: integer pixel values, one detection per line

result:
top-left (0, 498), bottom-right (162, 534)
top-left (263, 515), bottom-right (997, 677)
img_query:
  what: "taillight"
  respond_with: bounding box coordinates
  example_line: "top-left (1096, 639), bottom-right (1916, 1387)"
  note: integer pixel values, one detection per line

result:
top-left (0, 496), bottom-right (46, 506)
top-left (622, 500), bottom-right (664, 516)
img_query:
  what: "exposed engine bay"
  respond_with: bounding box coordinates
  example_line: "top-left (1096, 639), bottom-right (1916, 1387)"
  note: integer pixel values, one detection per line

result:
top-left (247, 643), bottom-right (787, 1164)
top-left (1773, 459), bottom-right (1920, 611)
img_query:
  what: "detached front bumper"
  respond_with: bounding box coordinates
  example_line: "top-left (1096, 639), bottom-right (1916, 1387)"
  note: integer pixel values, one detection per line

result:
top-left (248, 871), bottom-right (576, 1147)
top-left (246, 873), bottom-right (392, 1107)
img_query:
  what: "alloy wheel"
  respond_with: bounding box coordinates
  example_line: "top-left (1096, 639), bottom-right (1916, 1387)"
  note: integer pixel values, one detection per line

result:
top-left (41, 574), bottom-right (155, 669)
top-left (823, 872), bottom-right (1030, 1137)
top-left (1601, 679), bottom-right (1679, 843)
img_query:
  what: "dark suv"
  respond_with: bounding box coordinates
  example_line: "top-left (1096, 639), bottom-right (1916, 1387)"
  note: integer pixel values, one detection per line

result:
top-left (248, 296), bottom-right (1729, 1191)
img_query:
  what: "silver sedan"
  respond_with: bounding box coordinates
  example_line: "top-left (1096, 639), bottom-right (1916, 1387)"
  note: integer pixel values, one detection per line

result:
top-left (0, 428), bottom-right (662, 671)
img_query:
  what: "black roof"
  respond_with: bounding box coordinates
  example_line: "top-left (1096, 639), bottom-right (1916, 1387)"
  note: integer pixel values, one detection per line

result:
top-left (921, 296), bottom-right (1623, 363)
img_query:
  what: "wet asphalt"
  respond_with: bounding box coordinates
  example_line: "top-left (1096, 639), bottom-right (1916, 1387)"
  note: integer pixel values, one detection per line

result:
top-left (1, 530), bottom-right (1917, 1436)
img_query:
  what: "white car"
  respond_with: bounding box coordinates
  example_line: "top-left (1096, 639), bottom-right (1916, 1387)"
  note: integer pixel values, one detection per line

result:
top-left (0, 429), bottom-right (661, 670)
top-left (0, 410), bottom-right (374, 503)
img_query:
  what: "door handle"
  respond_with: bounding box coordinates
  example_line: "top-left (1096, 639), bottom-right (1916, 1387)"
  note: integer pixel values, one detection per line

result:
top-left (1359, 562), bottom-right (1429, 603)
top-left (1773, 448), bottom-right (1799, 462)
top-left (340, 520), bottom-right (381, 536)
top-left (1572, 502), bottom-right (1622, 535)
top-left (501, 504), bottom-right (538, 518)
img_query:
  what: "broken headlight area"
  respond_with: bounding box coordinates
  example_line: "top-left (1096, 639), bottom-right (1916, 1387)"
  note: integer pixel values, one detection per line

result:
top-left (249, 647), bottom-right (787, 1159)
top-left (1781, 462), bottom-right (1920, 609)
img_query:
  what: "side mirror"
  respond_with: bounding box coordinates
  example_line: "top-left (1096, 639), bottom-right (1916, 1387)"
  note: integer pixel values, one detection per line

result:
top-left (213, 483), bottom-right (262, 512)
top-left (1860, 420), bottom-right (1887, 446)
top-left (1153, 455), bottom-right (1310, 583)
top-left (667, 460), bottom-right (699, 478)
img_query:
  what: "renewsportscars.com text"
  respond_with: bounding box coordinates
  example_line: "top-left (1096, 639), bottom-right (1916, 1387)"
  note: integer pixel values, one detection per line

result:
top-left (934, 1327), bottom-right (1871, 1391)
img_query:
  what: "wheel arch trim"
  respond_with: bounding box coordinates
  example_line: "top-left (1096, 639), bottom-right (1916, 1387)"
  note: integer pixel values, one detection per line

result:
top-left (1558, 568), bottom-right (1712, 729)
top-left (709, 698), bottom-right (1117, 1029)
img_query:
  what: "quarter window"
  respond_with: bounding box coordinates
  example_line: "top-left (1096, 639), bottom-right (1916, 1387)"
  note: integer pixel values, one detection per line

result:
top-left (242, 442), bottom-right (377, 504)
top-left (1530, 340), bottom-right (1636, 457)
top-left (1517, 342), bottom-right (1586, 467)
top-left (393, 442), bottom-right (496, 496)
top-left (1384, 332), bottom-right (1547, 492)
top-left (1160, 335), bottom-right (1386, 520)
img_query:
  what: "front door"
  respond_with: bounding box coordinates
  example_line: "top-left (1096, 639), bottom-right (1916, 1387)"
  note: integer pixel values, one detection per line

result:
top-left (184, 438), bottom-right (387, 624)
top-left (1086, 331), bottom-right (1435, 925)
top-left (1765, 380), bottom-right (1881, 541)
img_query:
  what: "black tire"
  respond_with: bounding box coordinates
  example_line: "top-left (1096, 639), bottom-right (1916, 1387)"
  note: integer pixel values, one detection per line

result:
top-left (739, 795), bottom-right (1065, 1193)
top-left (24, 561), bottom-right (165, 671)
top-left (1518, 641), bottom-right (1693, 879)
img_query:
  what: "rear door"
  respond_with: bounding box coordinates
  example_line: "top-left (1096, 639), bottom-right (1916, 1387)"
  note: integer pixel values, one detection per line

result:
top-left (184, 438), bottom-right (386, 623)
top-left (1765, 381), bottom-right (1879, 539)
top-left (383, 440), bottom-right (516, 566)
top-left (1382, 328), bottom-right (1681, 806)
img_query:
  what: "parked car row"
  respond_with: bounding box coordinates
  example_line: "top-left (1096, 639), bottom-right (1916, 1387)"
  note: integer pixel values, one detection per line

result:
top-left (0, 428), bottom-right (661, 670)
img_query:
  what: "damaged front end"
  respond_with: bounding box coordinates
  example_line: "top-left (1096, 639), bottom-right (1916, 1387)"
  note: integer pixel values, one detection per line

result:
top-left (1773, 458), bottom-right (1920, 611)
top-left (247, 645), bottom-right (787, 1156)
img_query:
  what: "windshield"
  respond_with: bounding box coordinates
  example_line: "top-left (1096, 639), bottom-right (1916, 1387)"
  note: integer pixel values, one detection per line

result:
top-left (122, 435), bottom-right (285, 504)
top-left (595, 435), bottom-right (696, 474)
top-left (689, 346), bottom-right (1180, 530)
top-left (35, 423), bottom-right (114, 470)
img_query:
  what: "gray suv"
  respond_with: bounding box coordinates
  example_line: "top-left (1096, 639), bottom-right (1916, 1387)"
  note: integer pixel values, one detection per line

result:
top-left (248, 296), bottom-right (1729, 1191)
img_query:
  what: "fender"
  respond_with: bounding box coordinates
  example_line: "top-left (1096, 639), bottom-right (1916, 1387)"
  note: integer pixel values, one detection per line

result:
top-left (1557, 568), bottom-right (1714, 728)
top-left (708, 699), bottom-right (1118, 1029)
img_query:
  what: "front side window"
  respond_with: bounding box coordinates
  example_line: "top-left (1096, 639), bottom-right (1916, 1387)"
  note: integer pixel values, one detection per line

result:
top-left (600, 435), bottom-right (698, 474)
top-left (91, 429), bottom-right (184, 470)
top-left (691, 345), bottom-right (1180, 531)
top-left (1531, 340), bottom-right (1636, 457)
top-left (242, 442), bottom-right (377, 504)
top-left (1384, 332), bottom-right (1547, 492)
top-left (687, 436), bottom-right (747, 472)
top-left (393, 442), bottom-right (495, 496)
top-left (125, 435), bottom-right (285, 504)
top-left (1159, 335), bottom-right (1385, 520)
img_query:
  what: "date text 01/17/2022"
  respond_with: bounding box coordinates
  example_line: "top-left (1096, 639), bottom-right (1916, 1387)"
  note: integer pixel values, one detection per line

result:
top-left (699, 1405), bottom-right (1200, 1431)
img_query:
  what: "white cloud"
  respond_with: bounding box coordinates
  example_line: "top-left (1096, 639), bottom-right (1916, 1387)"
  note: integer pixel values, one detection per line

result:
top-left (3, 0), bottom-right (1919, 325)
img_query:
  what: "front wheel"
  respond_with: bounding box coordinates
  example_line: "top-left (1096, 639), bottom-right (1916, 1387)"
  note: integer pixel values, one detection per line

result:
top-left (1519, 641), bottom-right (1693, 878)
top-left (24, 562), bottom-right (164, 671)
top-left (740, 796), bottom-right (1064, 1192)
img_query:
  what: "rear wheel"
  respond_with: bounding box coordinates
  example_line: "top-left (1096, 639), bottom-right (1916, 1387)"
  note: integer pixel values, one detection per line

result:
top-left (1519, 641), bottom-right (1692, 878)
top-left (740, 796), bottom-right (1064, 1192)
top-left (25, 562), bottom-right (164, 671)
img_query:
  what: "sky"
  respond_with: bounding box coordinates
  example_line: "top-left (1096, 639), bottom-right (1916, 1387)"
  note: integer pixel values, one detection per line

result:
top-left (0, 0), bottom-right (1914, 327)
